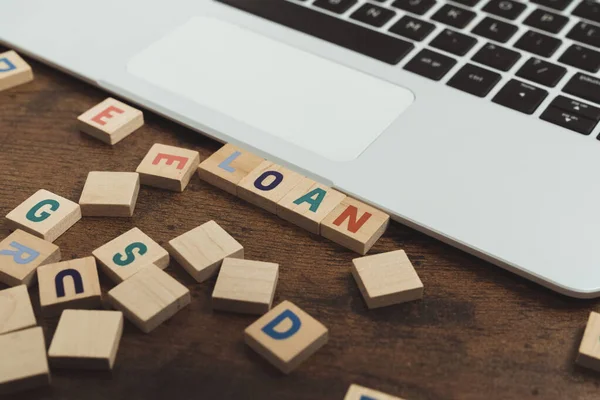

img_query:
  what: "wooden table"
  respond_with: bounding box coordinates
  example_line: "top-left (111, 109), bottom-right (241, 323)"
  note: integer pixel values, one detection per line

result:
top-left (1, 48), bottom-right (599, 400)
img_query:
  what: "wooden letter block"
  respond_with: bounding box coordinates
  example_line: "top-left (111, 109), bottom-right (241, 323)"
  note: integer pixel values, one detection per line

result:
top-left (212, 258), bottom-right (278, 315)
top-left (277, 177), bottom-right (346, 234)
top-left (48, 310), bottom-right (124, 370)
top-left (0, 229), bottom-right (61, 287)
top-left (0, 327), bottom-right (50, 395)
top-left (321, 197), bottom-right (390, 255)
top-left (168, 220), bottom-right (243, 283)
top-left (92, 227), bottom-right (169, 283)
top-left (197, 143), bottom-right (264, 195)
top-left (77, 97), bottom-right (144, 145)
top-left (79, 171), bottom-right (140, 217)
top-left (577, 311), bottom-right (600, 372)
top-left (108, 265), bottom-right (190, 333)
top-left (238, 161), bottom-right (304, 213)
top-left (0, 285), bottom-right (36, 335)
top-left (352, 250), bottom-right (423, 309)
top-left (136, 143), bottom-right (200, 191)
top-left (5, 189), bottom-right (82, 242)
top-left (37, 256), bottom-right (102, 316)
top-left (0, 50), bottom-right (33, 92)
top-left (344, 384), bottom-right (405, 400)
top-left (244, 300), bottom-right (328, 374)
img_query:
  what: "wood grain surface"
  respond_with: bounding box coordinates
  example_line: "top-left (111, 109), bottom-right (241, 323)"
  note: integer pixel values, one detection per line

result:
top-left (1, 48), bottom-right (599, 400)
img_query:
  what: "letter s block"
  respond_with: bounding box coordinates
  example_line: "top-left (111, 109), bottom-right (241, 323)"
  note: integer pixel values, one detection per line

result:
top-left (244, 300), bottom-right (328, 374)
top-left (0, 50), bottom-right (33, 92)
top-left (136, 144), bottom-right (200, 191)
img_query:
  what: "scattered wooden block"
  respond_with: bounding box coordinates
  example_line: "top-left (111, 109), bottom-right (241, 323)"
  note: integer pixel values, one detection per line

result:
top-left (79, 171), bottom-right (140, 217)
top-left (344, 384), bottom-right (405, 400)
top-left (108, 264), bottom-right (190, 333)
top-left (92, 227), bottom-right (170, 283)
top-left (0, 285), bottom-right (36, 335)
top-left (48, 310), bottom-right (124, 370)
top-left (0, 327), bottom-right (50, 395)
top-left (238, 161), bottom-right (304, 213)
top-left (277, 177), bottom-right (346, 234)
top-left (212, 258), bottom-right (278, 315)
top-left (352, 250), bottom-right (423, 309)
top-left (77, 97), bottom-right (144, 145)
top-left (37, 256), bottom-right (102, 316)
top-left (136, 143), bottom-right (200, 191)
top-left (244, 300), bottom-right (328, 374)
top-left (0, 50), bottom-right (33, 92)
top-left (0, 229), bottom-right (61, 287)
top-left (5, 189), bottom-right (82, 242)
top-left (321, 197), bottom-right (390, 255)
top-left (577, 311), bottom-right (600, 372)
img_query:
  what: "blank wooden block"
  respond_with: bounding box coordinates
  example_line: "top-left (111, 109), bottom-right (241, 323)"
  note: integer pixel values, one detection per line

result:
top-left (5, 189), bottom-right (82, 242)
top-left (352, 250), bottom-right (423, 309)
top-left (92, 227), bottom-right (170, 283)
top-left (277, 177), bottom-right (346, 234)
top-left (0, 229), bottom-right (61, 287)
top-left (0, 327), bottom-right (50, 395)
top-left (0, 285), bottom-right (36, 335)
top-left (108, 265), bottom-right (190, 333)
top-left (48, 310), bottom-right (124, 370)
top-left (37, 256), bottom-right (102, 316)
top-left (197, 143), bottom-right (264, 195)
top-left (136, 143), bottom-right (200, 191)
top-left (168, 220), bottom-right (244, 283)
top-left (321, 197), bottom-right (390, 255)
top-left (344, 384), bottom-right (405, 400)
top-left (77, 97), bottom-right (144, 145)
top-left (212, 258), bottom-right (278, 315)
top-left (0, 50), bottom-right (33, 92)
top-left (238, 161), bottom-right (304, 213)
top-left (79, 171), bottom-right (140, 217)
top-left (577, 311), bottom-right (600, 372)
top-left (244, 300), bottom-right (328, 374)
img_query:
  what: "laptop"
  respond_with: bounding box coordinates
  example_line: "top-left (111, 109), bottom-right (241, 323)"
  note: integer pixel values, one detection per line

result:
top-left (2, 0), bottom-right (600, 298)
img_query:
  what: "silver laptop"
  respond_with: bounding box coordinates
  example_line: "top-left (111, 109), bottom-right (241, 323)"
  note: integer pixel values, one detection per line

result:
top-left (2, 0), bottom-right (600, 297)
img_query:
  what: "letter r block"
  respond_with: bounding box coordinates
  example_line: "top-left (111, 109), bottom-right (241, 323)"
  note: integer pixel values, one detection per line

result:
top-left (0, 50), bottom-right (33, 92)
top-left (244, 300), bottom-right (328, 374)
top-left (77, 98), bottom-right (144, 145)
top-left (136, 144), bottom-right (200, 191)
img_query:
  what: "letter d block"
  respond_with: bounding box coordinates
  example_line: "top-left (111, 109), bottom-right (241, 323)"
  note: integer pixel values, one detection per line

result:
top-left (5, 189), bottom-right (81, 242)
top-left (0, 50), bottom-right (34, 92)
top-left (244, 300), bottom-right (328, 374)
top-left (77, 98), bottom-right (144, 145)
top-left (136, 143), bottom-right (200, 191)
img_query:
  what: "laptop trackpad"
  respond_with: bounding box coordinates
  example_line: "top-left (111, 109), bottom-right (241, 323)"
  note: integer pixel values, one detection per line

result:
top-left (127, 17), bottom-right (414, 162)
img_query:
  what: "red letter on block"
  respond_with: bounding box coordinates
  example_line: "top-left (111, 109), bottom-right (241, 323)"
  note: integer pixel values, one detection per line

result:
top-left (333, 205), bottom-right (372, 233)
top-left (91, 106), bottom-right (124, 126)
top-left (152, 153), bottom-right (188, 170)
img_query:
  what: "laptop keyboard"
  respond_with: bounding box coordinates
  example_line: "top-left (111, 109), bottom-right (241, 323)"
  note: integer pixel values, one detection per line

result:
top-left (216, 0), bottom-right (600, 138)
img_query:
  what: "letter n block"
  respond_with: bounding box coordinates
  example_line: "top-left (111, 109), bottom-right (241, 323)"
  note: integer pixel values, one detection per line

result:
top-left (577, 311), bottom-right (600, 372)
top-left (77, 98), bottom-right (144, 145)
top-left (37, 256), bottom-right (102, 316)
top-left (136, 143), bottom-right (200, 191)
top-left (344, 384), bottom-right (405, 400)
top-left (0, 50), bottom-right (33, 92)
top-left (244, 300), bottom-right (328, 374)
top-left (0, 285), bottom-right (36, 335)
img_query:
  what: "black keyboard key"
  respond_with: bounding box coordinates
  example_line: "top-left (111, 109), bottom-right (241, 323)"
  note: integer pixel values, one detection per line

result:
top-left (492, 79), bottom-right (548, 114)
top-left (567, 22), bottom-right (600, 49)
top-left (389, 16), bottom-right (436, 41)
top-left (472, 42), bottom-right (521, 71)
top-left (450, 0), bottom-right (481, 6)
top-left (540, 107), bottom-right (597, 134)
top-left (391, 0), bottom-right (437, 15)
top-left (472, 17), bottom-right (518, 43)
top-left (558, 45), bottom-right (600, 72)
top-left (551, 95), bottom-right (600, 121)
top-left (573, 1), bottom-right (600, 24)
top-left (482, 0), bottom-right (526, 20)
top-left (563, 73), bottom-right (600, 104)
top-left (516, 58), bottom-right (567, 87)
top-left (523, 9), bottom-right (569, 34)
top-left (350, 4), bottom-right (396, 27)
top-left (430, 29), bottom-right (478, 55)
top-left (313, 0), bottom-right (357, 14)
top-left (431, 5), bottom-right (476, 29)
top-left (514, 30), bottom-right (562, 57)
top-left (404, 49), bottom-right (457, 80)
top-left (447, 63), bottom-right (501, 97)
top-left (530, 0), bottom-right (573, 10)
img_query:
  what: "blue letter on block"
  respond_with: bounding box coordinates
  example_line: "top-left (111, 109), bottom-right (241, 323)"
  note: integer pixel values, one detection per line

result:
top-left (0, 58), bottom-right (16, 72)
top-left (26, 199), bottom-right (60, 222)
top-left (0, 242), bottom-right (40, 264)
top-left (293, 188), bottom-right (327, 213)
top-left (254, 171), bottom-right (283, 191)
top-left (261, 309), bottom-right (302, 340)
top-left (218, 151), bottom-right (241, 173)
top-left (359, 396), bottom-right (377, 400)
top-left (55, 269), bottom-right (84, 297)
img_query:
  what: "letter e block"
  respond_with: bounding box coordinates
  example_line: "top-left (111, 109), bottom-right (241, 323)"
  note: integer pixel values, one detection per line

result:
top-left (136, 143), bottom-right (200, 191)
top-left (79, 172), bottom-right (140, 217)
top-left (344, 384), bottom-right (405, 400)
top-left (77, 98), bottom-right (144, 145)
top-left (577, 311), bottom-right (600, 372)
top-left (0, 50), bottom-right (33, 92)
top-left (0, 285), bottom-right (36, 335)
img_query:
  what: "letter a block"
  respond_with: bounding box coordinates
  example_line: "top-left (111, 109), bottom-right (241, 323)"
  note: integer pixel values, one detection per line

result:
top-left (79, 171), bottom-right (140, 217)
top-left (577, 311), bottom-right (600, 372)
top-left (77, 97), bottom-right (144, 145)
top-left (37, 256), bottom-right (102, 316)
top-left (244, 300), bottom-right (328, 374)
top-left (136, 143), bottom-right (200, 191)
top-left (344, 384), bottom-right (405, 400)
top-left (0, 50), bottom-right (33, 92)
top-left (0, 285), bottom-right (36, 335)
top-left (5, 189), bottom-right (82, 242)
top-left (92, 227), bottom-right (169, 283)
top-left (321, 197), bottom-right (390, 255)
top-left (0, 229), bottom-right (61, 287)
